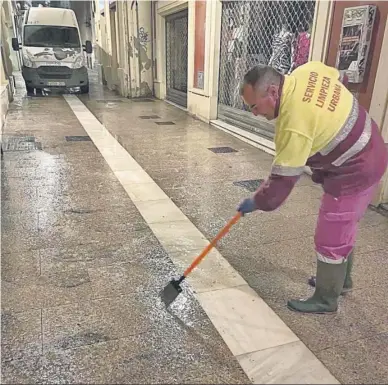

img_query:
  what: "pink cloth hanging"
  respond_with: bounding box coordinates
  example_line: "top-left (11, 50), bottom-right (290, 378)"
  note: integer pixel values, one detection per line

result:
top-left (293, 32), bottom-right (311, 69)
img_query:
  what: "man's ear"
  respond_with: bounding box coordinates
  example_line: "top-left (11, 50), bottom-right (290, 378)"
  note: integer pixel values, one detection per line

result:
top-left (268, 84), bottom-right (279, 99)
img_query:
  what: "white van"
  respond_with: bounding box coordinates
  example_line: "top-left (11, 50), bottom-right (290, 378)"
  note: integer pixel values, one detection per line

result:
top-left (12, 7), bottom-right (92, 94)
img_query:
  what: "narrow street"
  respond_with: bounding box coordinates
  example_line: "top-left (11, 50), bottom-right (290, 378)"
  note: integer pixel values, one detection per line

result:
top-left (1, 72), bottom-right (388, 384)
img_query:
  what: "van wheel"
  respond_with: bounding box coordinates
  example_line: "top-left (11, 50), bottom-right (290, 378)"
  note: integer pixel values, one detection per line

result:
top-left (26, 85), bottom-right (34, 95)
top-left (80, 84), bottom-right (89, 94)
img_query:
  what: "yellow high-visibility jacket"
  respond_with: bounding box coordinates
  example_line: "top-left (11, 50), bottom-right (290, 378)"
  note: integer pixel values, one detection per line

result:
top-left (254, 61), bottom-right (387, 211)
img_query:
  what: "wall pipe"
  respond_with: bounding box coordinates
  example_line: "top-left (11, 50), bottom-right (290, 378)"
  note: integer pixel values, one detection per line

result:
top-left (134, 0), bottom-right (141, 96)
top-left (124, 0), bottom-right (132, 97)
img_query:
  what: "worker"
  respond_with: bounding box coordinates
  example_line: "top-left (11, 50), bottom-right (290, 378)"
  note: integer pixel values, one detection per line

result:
top-left (238, 61), bottom-right (388, 314)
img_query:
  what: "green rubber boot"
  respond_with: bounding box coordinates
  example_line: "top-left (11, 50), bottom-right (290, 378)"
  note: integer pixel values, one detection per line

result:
top-left (342, 251), bottom-right (353, 293)
top-left (308, 251), bottom-right (354, 294)
top-left (288, 259), bottom-right (347, 314)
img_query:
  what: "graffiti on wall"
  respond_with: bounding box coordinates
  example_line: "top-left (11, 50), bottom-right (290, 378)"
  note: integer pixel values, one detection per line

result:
top-left (138, 27), bottom-right (149, 47)
top-left (132, 26), bottom-right (151, 72)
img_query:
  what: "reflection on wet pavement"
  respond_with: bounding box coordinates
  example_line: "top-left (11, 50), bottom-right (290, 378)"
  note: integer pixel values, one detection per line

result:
top-left (1, 75), bottom-right (249, 384)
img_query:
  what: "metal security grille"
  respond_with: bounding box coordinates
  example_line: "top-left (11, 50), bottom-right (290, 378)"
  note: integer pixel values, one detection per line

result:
top-left (218, 1), bottom-right (316, 140)
top-left (166, 10), bottom-right (188, 108)
top-left (1, 136), bottom-right (42, 152)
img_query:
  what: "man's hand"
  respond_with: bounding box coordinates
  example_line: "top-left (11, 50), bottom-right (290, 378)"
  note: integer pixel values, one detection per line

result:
top-left (237, 197), bottom-right (257, 216)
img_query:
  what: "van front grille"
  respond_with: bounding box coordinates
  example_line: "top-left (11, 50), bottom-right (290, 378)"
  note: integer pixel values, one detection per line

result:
top-left (37, 66), bottom-right (72, 79)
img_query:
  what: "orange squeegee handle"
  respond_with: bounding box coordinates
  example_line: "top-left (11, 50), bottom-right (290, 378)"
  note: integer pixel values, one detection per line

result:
top-left (178, 212), bottom-right (242, 283)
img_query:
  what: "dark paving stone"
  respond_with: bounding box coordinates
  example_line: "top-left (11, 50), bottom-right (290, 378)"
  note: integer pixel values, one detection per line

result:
top-left (95, 99), bottom-right (125, 103)
top-left (208, 146), bottom-right (238, 153)
top-left (155, 121), bottom-right (176, 126)
top-left (139, 115), bottom-right (160, 119)
top-left (233, 178), bottom-right (264, 192)
top-left (65, 136), bottom-right (92, 142)
top-left (131, 98), bottom-right (155, 102)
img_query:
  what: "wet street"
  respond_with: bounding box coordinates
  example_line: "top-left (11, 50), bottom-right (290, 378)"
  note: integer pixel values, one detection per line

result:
top-left (2, 72), bottom-right (388, 384)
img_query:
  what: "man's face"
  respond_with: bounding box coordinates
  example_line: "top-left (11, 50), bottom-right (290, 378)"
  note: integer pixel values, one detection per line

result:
top-left (241, 83), bottom-right (278, 120)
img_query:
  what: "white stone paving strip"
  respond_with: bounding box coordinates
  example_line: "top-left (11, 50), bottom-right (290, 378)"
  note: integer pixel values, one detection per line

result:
top-left (64, 95), bottom-right (340, 385)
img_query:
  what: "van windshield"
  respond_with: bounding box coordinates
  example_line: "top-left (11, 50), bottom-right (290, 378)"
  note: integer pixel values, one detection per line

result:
top-left (23, 25), bottom-right (80, 48)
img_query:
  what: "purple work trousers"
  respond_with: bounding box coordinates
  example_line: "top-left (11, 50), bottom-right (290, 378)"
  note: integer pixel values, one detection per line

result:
top-left (314, 184), bottom-right (378, 263)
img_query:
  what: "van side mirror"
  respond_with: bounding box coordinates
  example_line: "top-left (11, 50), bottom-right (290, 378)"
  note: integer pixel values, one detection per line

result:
top-left (12, 38), bottom-right (20, 51)
top-left (84, 40), bottom-right (92, 54)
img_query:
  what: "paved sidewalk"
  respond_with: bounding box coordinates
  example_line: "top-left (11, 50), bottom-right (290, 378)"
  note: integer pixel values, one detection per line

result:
top-left (78, 72), bottom-right (388, 384)
top-left (1, 71), bottom-right (387, 384)
top-left (1, 80), bottom-right (249, 384)
top-left (65, 93), bottom-right (338, 384)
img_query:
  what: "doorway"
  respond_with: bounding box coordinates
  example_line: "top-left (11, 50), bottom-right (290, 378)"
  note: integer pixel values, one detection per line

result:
top-left (165, 10), bottom-right (188, 108)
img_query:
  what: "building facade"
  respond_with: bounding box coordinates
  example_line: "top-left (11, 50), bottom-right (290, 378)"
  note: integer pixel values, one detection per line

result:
top-left (94, 0), bottom-right (388, 208)
top-left (1, 0), bottom-right (19, 129)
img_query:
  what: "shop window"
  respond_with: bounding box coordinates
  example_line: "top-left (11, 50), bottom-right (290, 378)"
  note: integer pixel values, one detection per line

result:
top-left (219, 1), bottom-right (316, 110)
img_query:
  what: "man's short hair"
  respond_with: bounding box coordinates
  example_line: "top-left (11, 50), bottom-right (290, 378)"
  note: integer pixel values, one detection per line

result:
top-left (240, 65), bottom-right (282, 95)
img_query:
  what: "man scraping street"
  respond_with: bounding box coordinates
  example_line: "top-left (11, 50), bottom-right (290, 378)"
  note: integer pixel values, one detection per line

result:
top-left (238, 61), bottom-right (388, 314)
